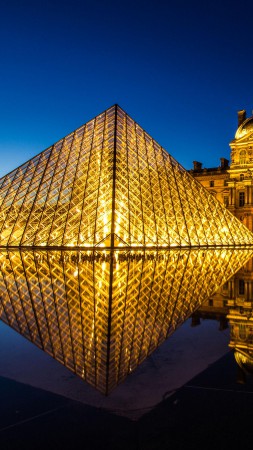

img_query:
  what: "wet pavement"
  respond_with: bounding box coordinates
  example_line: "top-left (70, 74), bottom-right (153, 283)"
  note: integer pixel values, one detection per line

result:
top-left (1, 319), bottom-right (253, 449)
top-left (1, 352), bottom-right (253, 449)
top-left (0, 318), bottom-right (231, 420)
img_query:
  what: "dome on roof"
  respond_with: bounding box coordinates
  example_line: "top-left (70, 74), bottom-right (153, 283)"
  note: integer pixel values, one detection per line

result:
top-left (235, 116), bottom-right (253, 139)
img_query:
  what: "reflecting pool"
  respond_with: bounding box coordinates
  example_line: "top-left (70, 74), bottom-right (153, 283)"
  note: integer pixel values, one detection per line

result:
top-left (0, 248), bottom-right (253, 394)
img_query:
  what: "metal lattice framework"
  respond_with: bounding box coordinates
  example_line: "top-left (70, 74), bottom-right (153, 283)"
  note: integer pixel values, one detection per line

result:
top-left (0, 105), bottom-right (253, 393)
top-left (1, 248), bottom-right (253, 394)
top-left (0, 105), bottom-right (252, 248)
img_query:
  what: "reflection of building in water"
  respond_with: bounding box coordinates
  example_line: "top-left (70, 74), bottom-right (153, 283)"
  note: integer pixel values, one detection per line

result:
top-left (1, 248), bottom-right (252, 394)
top-left (190, 109), bottom-right (253, 231)
top-left (227, 257), bottom-right (253, 380)
top-left (194, 256), bottom-right (253, 381)
top-left (191, 296), bottom-right (228, 331)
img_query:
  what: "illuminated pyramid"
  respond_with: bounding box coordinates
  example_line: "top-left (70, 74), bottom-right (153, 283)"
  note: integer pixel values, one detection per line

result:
top-left (1, 105), bottom-right (253, 394)
top-left (0, 104), bottom-right (252, 248)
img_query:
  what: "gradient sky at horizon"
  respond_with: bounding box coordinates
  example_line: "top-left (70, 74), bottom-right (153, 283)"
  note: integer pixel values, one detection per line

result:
top-left (1, 0), bottom-right (253, 178)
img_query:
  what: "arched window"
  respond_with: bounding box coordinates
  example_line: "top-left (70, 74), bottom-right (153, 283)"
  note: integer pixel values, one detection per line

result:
top-left (239, 279), bottom-right (245, 295)
top-left (239, 324), bottom-right (246, 340)
top-left (239, 191), bottom-right (245, 207)
top-left (240, 150), bottom-right (246, 165)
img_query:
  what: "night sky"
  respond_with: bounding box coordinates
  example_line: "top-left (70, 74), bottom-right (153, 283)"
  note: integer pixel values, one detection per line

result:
top-left (1, 0), bottom-right (253, 178)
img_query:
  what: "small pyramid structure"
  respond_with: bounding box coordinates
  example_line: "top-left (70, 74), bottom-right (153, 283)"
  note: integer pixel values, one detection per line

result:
top-left (0, 104), bottom-right (252, 248)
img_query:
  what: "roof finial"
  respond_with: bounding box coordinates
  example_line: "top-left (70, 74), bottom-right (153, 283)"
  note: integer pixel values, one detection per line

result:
top-left (238, 110), bottom-right (246, 127)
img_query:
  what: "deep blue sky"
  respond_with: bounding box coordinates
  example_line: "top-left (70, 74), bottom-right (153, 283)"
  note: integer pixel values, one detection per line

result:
top-left (1, 0), bottom-right (253, 178)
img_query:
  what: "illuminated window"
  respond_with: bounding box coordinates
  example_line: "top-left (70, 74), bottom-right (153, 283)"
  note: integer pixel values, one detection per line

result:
top-left (223, 196), bottom-right (229, 207)
top-left (240, 150), bottom-right (246, 165)
top-left (239, 324), bottom-right (246, 340)
top-left (223, 282), bottom-right (228, 290)
top-left (239, 279), bottom-right (245, 295)
top-left (239, 192), bottom-right (245, 207)
top-left (210, 180), bottom-right (214, 187)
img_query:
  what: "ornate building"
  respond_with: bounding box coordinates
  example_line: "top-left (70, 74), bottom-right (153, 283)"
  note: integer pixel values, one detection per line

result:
top-left (190, 109), bottom-right (253, 231)
top-left (191, 110), bottom-right (253, 380)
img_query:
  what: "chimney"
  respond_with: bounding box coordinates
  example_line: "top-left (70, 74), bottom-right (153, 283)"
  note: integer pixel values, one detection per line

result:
top-left (193, 161), bottom-right (202, 171)
top-left (220, 157), bottom-right (229, 169)
top-left (238, 110), bottom-right (246, 127)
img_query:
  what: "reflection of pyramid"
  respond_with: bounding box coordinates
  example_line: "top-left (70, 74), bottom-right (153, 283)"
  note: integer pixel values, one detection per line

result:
top-left (1, 248), bottom-right (253, 394)
top-left (0, 104), bottom-right (252, 248)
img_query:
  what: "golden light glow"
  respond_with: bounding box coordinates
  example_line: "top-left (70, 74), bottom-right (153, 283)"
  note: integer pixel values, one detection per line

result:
top-left (0, 248), bottom-right (253, 394)
top-left (0, 105), bottom-right (252, 248)
top-left (0, 105), bottom-right (253, 394)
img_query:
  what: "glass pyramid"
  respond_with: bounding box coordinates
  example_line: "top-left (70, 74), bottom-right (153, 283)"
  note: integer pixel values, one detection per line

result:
top-left (0, 105), bottom-right (252, 248)
top-left (1, 105), bottom-right (253, 394)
